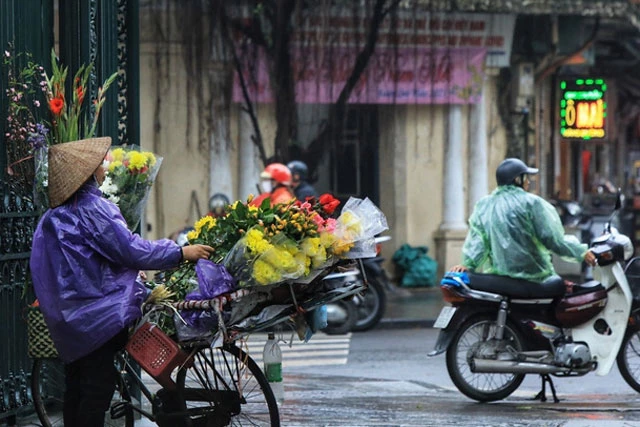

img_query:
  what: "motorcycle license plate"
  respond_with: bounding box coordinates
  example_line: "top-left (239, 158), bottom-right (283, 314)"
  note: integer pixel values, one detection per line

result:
top-left (433, 306), bottom-right (457, 329)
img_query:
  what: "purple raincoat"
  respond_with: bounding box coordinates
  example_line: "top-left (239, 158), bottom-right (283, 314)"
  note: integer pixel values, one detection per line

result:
top-left (30, 184), bottom-right (182, 363)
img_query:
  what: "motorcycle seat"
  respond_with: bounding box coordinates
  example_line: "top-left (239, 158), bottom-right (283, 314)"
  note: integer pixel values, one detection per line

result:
top-left (466, 273), bottom-right (566, 299)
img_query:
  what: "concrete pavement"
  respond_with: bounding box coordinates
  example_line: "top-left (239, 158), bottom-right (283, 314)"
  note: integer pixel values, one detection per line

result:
top-left (378, 284), bottom-right (442, 329)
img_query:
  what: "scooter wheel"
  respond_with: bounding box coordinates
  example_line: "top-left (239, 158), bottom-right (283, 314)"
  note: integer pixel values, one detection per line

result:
top-left (352, 276), bottom-right (387, 332)
top-left (446, 314), bottom-right (526, 402)
top-left (322, 299), bottom-right (357, 335)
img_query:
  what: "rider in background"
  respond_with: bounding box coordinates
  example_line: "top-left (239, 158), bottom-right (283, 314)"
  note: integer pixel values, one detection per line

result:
top-left (250, 163), bottom-right (295, 207)
top-left (207, 193), bottom-right (230, 218)
top-left (287, 160), bottom-right (318, 201)
top-left (450, 158), bottom-right (596, 282)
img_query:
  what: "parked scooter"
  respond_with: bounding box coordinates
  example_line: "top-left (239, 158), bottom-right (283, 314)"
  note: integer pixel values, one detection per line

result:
top-left (322, 236), bottom-right (392, 334)
top-left (352, 236), bottom-right (392, 332)
top-left (321, 268), bottom-right (360, 335)
top-left (429, 193), bottom-right (640, 402)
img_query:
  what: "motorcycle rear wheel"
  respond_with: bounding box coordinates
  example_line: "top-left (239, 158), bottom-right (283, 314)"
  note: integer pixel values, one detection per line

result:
top-left (616, 328), bottom-right (640, 393)
top-left (352, 276), bottom-right (387, 332)
top-left (322, 299), bottom-right (357, 335)
top-left (446, 314), bottom-right (526, 402)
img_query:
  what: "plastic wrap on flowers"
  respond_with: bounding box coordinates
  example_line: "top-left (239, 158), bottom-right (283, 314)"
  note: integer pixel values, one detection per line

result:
top-left (33, 146), bottom-right (49, 210)
top-left (223, 227), bottom-right (308, 287)
top-left (99, 145), bottom-right (163, 230)
top-left (333, 197), bottom-right (389, 259)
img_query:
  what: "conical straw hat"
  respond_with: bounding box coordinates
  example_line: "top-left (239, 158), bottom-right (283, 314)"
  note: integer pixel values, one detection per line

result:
top-left (48, 137), bottom-right (112, 208)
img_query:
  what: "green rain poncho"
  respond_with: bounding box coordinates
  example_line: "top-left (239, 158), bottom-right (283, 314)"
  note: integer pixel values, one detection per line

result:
top-left (462, 185), bottom-right (587, 282)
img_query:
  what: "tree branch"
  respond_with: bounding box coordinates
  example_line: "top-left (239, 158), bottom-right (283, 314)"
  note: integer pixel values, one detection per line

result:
top-left (303, 0), bottom-right (395, 176)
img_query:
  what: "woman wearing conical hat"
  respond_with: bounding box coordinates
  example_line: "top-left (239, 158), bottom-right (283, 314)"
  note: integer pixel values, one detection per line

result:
top-left (29, 137), bottom-right (213, 427)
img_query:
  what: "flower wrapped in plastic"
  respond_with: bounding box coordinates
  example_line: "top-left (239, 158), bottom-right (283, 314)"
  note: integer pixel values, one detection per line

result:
top-left (99, 145), bottom-right (163, 230)
top-left (331, 197), bottom-right (389, 259)
top-left (224, 228), bottom-right (307, 287)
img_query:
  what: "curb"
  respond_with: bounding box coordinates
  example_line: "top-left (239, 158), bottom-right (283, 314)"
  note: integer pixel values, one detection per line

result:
top-left (376, 317), bottom-right (435, 330)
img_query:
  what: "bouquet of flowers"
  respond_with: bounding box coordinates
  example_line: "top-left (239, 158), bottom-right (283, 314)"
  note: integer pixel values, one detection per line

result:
top-left (164, 193), bottom-right (387, 297)
top-left (3, 46), bottom-right (117, 209)
top-left (99, 145), bottom-right (163, 230)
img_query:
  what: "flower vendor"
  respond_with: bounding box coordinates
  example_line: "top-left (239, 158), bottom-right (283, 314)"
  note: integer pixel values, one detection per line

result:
top-left (29, 137), bottom-right (213, 427)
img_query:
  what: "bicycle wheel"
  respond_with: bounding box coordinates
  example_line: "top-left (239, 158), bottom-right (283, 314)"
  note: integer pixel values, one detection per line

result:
top-left (31, 358), bottom-right (64, 427)
top-left (175, 343), bottom-right (280, 426)
top-left (31, 357), bottom-right (134, 427)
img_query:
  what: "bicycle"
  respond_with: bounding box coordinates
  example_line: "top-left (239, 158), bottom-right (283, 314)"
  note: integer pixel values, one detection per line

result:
top-left (30, 261), bottom-right (365, 426)
top-left (31, 339), bottom-right (279, 426)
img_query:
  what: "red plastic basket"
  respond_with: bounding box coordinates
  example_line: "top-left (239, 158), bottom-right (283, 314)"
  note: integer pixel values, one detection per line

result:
top-left (125, 322), bottom-right (191, 389)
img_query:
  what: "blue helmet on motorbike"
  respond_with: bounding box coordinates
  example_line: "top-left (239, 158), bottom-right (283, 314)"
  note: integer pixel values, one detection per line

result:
top-left (287, 160), bottom-right (308, 182)
top-left (496, 158), bottom-right (539, 186)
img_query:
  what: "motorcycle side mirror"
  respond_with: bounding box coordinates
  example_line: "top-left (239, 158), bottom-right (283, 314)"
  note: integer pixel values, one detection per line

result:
top-left (606, 189), bottom-right (623, 234)
top-left (615, 189), bottom-right (622, 210)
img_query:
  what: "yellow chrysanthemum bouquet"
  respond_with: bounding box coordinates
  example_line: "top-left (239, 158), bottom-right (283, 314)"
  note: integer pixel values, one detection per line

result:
top-left (172, 194), bottom-right (388, 292)
top-left (99, 146), bottom-right (163, 230)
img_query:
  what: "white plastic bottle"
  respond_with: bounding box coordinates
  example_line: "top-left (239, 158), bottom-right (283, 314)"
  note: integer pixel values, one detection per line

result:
top-left (263, 332), bottom-right (284, 405)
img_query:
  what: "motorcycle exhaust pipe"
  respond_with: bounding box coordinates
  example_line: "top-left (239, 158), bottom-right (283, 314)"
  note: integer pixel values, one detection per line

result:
top-left (471, 359), bottom-right (569, 375)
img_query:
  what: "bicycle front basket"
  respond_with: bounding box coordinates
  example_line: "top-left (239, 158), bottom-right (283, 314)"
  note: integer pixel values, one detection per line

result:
top-left (126, 322), bottom-right (191, 390)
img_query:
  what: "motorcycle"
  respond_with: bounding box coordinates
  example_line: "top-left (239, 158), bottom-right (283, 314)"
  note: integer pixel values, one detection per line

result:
top-left (352, 236), bottom-right (392, 332)
top-left (321, 268), bottom-right (360, 335)
top-left (428, 193), bottom-right (640, 403)
top-left (322, 236), bottom-right (392, 334)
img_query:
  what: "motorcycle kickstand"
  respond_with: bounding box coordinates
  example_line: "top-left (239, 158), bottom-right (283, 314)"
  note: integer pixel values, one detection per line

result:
top-left (533, 373), bottom-right (560, 403)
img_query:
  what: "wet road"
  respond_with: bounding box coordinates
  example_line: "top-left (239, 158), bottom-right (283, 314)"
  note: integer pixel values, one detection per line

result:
top-left (274, 328), bottom-right (640, 426)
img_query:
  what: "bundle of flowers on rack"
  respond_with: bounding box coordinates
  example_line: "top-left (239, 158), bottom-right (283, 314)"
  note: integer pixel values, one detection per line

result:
top-left (149, 193), bottom-right (388, 339)
top-left (99, 146), bottom-right (163, 230)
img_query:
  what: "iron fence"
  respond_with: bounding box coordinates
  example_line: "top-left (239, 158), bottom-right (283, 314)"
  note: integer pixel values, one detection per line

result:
top-left (0, 180), bottom-right (39, 422)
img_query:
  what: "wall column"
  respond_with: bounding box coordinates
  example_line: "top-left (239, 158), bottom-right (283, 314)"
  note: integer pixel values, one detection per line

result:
top-left (441, 104), bottom-right (467, 230)
top-left (434, 104), bottom-right (468, 278)
top-left (469, 90), bottom-right (488, 209)
top-left (209, 116), bottom-right (234, 203)
top-left (238, 110), bottom-right (261, 199)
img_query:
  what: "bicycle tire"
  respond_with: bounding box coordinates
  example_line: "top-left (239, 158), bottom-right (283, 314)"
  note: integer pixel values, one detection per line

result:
top-left (31, 358), bottom-right (64, 427)
top-left (31, 357), bottom-right (134, 427)
top-left (174, 342), bottom-right (280, 426)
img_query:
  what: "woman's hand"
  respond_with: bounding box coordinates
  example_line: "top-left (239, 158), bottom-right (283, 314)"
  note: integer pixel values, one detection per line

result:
top-left (182, 244), bottom-right (214, 262)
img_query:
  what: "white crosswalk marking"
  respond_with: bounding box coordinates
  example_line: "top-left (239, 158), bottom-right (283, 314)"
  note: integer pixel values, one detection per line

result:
top-left (240, 332), bottom-right (352, 367)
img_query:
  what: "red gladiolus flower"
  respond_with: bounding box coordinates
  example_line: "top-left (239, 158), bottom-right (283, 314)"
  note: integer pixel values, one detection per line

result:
top-left (48, 96), bottom-right (64, 116)
top-left (319, 193), bottom-right (340, 214)
top-left (76, 86), bottom-right (84, 104)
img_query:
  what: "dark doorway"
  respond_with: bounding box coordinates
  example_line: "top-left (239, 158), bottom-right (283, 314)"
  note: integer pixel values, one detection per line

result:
top-left (330, 105), bottom-right (379, 205)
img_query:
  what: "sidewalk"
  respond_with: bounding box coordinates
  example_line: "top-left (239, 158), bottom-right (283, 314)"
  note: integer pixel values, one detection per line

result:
top-left (378, 284), bottom-right (443, 329)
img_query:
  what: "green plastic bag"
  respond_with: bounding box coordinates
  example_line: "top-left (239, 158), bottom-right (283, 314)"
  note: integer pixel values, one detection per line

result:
top-left (392, 244), bottom-right (438, 287)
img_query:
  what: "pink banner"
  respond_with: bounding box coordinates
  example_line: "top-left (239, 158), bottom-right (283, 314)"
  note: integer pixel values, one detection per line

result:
top-left (233, 47), bottom-right (486, 105)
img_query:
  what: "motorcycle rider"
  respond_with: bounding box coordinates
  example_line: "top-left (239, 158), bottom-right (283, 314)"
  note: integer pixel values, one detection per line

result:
top-left (287, 160), bottom-right (318, 201)
top-left (250, 162), bottom-right (295, 207)
top-left (451, 158), bottom-right (596, 282)
top-left (208, 193), bottom-right (230, 218)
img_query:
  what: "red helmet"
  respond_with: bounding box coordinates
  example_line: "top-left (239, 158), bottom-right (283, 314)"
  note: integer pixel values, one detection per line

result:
top-left (261, 163), bottom-right (292, 186)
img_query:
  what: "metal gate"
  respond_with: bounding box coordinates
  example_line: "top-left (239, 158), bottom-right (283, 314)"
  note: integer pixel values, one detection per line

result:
top-left (0, 0), bottom-right (139, 423)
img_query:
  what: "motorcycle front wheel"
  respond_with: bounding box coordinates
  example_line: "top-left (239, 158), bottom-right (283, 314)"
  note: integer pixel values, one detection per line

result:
top-left (616, 328), bottom-right (640, 393)
top-left (446, 314), bottom-right (526, 402)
